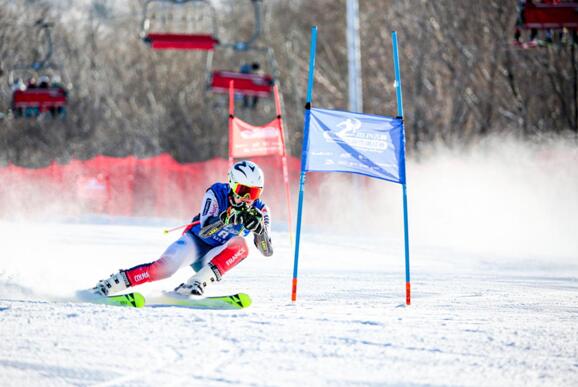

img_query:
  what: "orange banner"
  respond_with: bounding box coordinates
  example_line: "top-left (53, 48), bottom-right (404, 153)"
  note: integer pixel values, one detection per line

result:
top-left (230, 118), bottom-right (284, 158)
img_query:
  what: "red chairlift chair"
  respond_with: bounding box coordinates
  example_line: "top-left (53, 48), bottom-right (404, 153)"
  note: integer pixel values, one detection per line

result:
top-left (11, 87), bottom-right (67, 118)
top-left (12, 88), bottom-right (66, 111)
top-left (143, 33), bottom-right (219, 50)
top-left (205, 0), bottom-right (276, 98)
top-left (141, 0), bottom-right (219, 51)
top-left (523, 2), bottom-right (578, 29)
top-left (210, 70), bottom-right (273, 97)
top-left (7, 19), bottom-right (69, 118)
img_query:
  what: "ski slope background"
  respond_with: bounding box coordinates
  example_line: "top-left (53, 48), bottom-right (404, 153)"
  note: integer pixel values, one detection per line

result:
top-left (1, 137), bottom-right (577, 386)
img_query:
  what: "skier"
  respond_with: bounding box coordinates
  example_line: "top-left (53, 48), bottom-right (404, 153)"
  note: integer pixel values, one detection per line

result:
top-left (239, 62), bottom-right (262, 109)
top-left (90, 160), bottom-right (273, 297)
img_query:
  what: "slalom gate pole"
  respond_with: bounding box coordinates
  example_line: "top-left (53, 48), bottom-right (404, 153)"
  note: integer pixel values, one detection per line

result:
top-left (291, 25), bottom-right (318, 302)
top-left (274, 84), bottom-right (295, 250)
top-left (228, 80), bottom-right (235, 166)
top-left (392, 31), bottom-right (411, 306)
top-left (281, 154), bottom-right (294, 248)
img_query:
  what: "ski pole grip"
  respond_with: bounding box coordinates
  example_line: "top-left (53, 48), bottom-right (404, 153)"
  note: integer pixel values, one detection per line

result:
top-left (163, 223), bottom-right (192, 234)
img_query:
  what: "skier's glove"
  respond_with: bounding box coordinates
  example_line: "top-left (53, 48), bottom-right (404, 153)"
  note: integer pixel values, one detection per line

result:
top-left (219, 207), bottom-right (245, 226)
top-left (254, 232), bottom-right (273, 256)
top-left (243, 207), bottom-right (265, 235)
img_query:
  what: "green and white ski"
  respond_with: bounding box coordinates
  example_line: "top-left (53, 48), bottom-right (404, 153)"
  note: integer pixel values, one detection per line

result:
top-left (76, 290), bottom-right (145, 308)
top-left (148, 292), bottom-right (252, 310)
top-left (77, 290), bottom-right (251, 309)
top-left (105, 292), bottom-right (146, 308)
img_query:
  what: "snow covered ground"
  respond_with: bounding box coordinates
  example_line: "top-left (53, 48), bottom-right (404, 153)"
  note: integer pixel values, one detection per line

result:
top-left (1, 138), bottom-right (577, 386)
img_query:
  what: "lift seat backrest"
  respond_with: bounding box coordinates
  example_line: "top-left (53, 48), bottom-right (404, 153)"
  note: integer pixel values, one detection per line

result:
top-left (12, 88), bottom-right (67, 110)
top-left (524, 2), bottom-right (578, 29)
top-left (210, 71), bottom-right (274, 97)
top-left (144, 33), bottom-right (219, 50)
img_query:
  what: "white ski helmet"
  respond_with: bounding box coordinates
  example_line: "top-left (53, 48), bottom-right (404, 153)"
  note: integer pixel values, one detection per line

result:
top-left (228, 160), bottom-right (264, 200)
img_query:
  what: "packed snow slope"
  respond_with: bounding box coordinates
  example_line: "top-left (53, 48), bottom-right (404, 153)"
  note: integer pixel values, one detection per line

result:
top-left (1, 137), bottom-right (577, 386)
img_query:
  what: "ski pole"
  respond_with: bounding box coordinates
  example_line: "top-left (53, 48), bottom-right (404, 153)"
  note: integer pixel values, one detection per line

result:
top-left (163, 223), bottom-right (192, 235)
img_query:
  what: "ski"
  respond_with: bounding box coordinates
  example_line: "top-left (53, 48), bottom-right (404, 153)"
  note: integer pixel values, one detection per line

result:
top-left (148, 292), bottom-right (252, 310)
top-left (75, 290), bottom-right (250, 309)
top-left (105, 292), bottom-right (146, 308)
top-left (76, 290), bottom-right (145, 308)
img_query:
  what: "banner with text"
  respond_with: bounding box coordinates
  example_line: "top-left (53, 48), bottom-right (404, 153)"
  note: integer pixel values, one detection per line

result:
top-left (230, 118), bottom-right (284, 158)
top-left (306, 107), bottom-right (405, 184)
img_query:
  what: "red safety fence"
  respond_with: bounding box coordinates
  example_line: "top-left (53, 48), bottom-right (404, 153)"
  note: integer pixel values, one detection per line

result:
top-left (0, 154), bottom-right (316, 220)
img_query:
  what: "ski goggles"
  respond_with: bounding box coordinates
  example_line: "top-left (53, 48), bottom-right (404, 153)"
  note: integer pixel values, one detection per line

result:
top-left (231, 182), bottom-right (263, 201)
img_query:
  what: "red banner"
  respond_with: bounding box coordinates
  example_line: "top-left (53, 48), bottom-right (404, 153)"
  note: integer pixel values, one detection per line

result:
top-left (230, 118), bottom-right (284, 158)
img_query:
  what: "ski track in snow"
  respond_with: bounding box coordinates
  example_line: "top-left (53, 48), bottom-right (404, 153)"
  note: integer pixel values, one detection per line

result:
top-left (0, 220), bottom-right (577, 387)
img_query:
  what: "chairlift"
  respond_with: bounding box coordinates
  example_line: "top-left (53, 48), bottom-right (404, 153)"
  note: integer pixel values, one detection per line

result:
top-left (208, 0), bottom-right (277, 98)
top-left (140, 0), bottom-right (219, 51)
top-left (11, 87), bottom-right (67, 117)
top-left (6, 20), bottom-right (69, 118)
top-left (9, 67), bottom-right (69, 118)
top-left (211, 70), bottom-right (273, 97)
top-left (523, 2), bottom-right (578, 29)
top-left (144, 32), bottom-right (219, 50)
top-left (512, 2), bottom-right (578, 49)
top-left (208, 47), bottom-right (277, 97)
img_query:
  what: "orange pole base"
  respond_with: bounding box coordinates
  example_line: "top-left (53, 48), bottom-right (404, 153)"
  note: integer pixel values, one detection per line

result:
top-left (406, 282), bottom-right (411, 305)
top-left (291, 278), bottom-right (298, 302)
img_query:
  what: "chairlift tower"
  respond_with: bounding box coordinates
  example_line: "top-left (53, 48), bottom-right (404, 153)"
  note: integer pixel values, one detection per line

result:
top-left (346, 0), bottom-right (363, 113)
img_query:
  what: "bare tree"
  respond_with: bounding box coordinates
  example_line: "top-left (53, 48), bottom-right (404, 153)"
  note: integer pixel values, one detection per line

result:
top-left (0, 0), bottom-right (576, 168)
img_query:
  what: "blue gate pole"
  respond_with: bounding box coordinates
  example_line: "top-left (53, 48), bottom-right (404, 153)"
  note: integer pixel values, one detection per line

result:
top-left (291, 26), bottom-right (318, 302)
top-left (392, 31), bottom-right (411, 305)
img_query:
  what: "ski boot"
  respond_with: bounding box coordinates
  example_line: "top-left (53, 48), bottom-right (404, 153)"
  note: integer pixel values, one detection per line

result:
top-left (174, 264), bottom-right (221, 296)
top-left (92, 271), bottom-right (130, 296)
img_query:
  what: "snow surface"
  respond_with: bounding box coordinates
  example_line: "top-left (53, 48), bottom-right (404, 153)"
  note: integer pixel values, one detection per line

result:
top-left (1, 138), bottom-right (577, 386)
